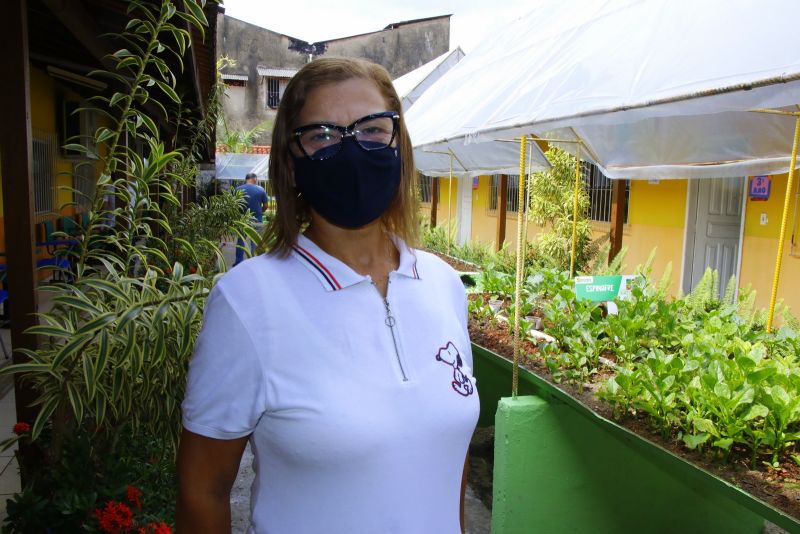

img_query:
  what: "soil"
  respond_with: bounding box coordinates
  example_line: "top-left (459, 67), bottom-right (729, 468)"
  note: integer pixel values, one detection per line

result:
top-left (423, 248), bottom-right (481, 273)
top-left (467, 311), bottom-right (800, 522)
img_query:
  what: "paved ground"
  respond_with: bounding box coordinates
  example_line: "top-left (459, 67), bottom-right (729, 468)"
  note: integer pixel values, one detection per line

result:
top-left (0, 375), bottom-right (20, 525)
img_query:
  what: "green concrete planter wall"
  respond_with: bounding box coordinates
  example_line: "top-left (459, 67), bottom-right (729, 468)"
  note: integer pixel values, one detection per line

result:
top-left (472, 343), bottom-right (800, 534)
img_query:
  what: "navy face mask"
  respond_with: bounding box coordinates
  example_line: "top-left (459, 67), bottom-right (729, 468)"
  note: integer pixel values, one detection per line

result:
top-left (293, 138), bottom-right (402, 228)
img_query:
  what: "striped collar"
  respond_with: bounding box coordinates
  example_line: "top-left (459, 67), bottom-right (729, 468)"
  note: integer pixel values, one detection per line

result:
top-left (291, 233), bottom-right (420, 292)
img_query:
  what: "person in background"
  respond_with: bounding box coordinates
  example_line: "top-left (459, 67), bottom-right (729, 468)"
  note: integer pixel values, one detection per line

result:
top-left (177, 57), bottom-right (478, 533)
top-left (233, 172), bottom-right (269, 266)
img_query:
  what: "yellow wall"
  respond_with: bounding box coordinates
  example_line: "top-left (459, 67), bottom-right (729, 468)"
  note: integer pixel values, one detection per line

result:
top-left (740, 172), bottom-right (800, 316)
top-left (426, 176), bottom-right (460, 234)
top-left (452, 172), bottom-right (799, 318)
top-left (1, 67), bottom-right (104, 259)
top-left (622, 179), bottom-right (688, 295)
top-left (465, 176), bottom-right (684, 295)
top-left (471, 175), bottom-right (498, 246)
top-left (468, 175), bottom-right (547, 251)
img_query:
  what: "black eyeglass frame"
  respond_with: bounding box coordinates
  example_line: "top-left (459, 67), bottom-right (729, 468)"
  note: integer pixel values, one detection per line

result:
top-left (292, 111), bottom-right (400, 161)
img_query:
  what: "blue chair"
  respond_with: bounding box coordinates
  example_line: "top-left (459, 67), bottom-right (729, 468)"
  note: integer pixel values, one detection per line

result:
top-left (36, 257), bottom-right (73, 282)
top-left (36, 218), bottom-right (79, 256)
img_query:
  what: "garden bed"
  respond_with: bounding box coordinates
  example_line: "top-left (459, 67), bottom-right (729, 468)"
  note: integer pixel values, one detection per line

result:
top-left (468, 311), bottom-right (800, 526)
top-left (425, 239), bottom-right (800, 528)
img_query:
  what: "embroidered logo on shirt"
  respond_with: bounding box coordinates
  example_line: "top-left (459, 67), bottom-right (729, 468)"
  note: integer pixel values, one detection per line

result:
top-left (435, 342), bottom-right (475, 397)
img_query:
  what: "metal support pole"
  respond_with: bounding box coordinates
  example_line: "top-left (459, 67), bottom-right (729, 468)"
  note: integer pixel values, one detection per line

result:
top-left (570, 144), bottom-right (582, 277)
top-left (512, 137), bottom-right (527, 398)
top-left (766, 115), bottom-right (800, 331)
top-left (447, 154), bottom-right (453, 254)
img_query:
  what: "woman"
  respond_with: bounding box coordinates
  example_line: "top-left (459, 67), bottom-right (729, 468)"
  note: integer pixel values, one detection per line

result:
top-left (177, 57), bottom-right (479, 534)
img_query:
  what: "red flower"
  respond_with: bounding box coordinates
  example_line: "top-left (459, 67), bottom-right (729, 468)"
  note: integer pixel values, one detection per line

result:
top-left (12, 422), bottom-right (30, 435)
top-left (189, 266), bottom-right (197, 274)
top-left (95, 500), bottom-right (134, 533)
top-left (126, 484), bottom-right (142, 510)
top-left (139, 522), bottom-right (172, 534)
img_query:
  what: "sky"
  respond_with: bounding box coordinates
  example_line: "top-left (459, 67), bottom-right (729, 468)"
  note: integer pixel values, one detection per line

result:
top-left (219, 0), bottom-right (536, 53)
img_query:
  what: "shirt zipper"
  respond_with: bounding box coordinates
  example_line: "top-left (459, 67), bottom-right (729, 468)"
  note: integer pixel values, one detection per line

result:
top-left (374, 278), bottom-right (409, 382)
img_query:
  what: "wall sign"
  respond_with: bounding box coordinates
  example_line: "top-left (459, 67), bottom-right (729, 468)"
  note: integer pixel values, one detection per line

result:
top-left (749, 175), bottom-right (771, 200)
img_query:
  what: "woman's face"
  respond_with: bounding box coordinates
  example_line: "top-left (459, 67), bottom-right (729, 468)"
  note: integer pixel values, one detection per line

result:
top-left (290, 77), bottom-right (391, 159)
top-left (288, 76), bottom-right (402, 230)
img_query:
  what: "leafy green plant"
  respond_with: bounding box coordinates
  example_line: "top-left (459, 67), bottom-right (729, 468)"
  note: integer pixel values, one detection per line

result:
top-left (0, 1), bottom-right (242, 530)
top-left (529, 147), bottom-right (605, 273)
top-left (3, 429), bottom-right (178, 532)
top-left (217, 115), bottom-right (273, 152)
top-left (539, 286), bottom-right (605, 382)
top-left (466, 242), bottom-right (800, 468)
top-left (166, 189), bottom-right (255, 273)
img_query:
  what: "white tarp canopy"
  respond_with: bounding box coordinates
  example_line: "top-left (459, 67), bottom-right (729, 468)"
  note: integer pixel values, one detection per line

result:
top-left (215, 153), bottom-right (270, 181)
top-left (405, 0), bottom-right (800, 179)
top-left (394, 48), bottom-right (466, 111)
top-left (396, 48), bottom-right (550, 177)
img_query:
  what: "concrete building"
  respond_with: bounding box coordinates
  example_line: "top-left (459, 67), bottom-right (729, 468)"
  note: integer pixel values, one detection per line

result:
top-left (216, 14), bottom-right (451, 142)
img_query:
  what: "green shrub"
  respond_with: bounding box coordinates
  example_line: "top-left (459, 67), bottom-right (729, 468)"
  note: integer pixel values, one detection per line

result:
top-left (0, 1), bottom-right (243, 530)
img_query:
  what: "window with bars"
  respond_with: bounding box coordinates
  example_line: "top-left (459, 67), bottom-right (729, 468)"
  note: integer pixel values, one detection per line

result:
top-left (267, 78), bottom-right (280, 108)
top-left (33, 132), bottom-right (57, 217)
top-left (419, 174), bottom-right (433, 203)
top-left (73, 162), bottom-right (96, 209)
top-left (62, 100), bottom-right (98, 159)
top-left (489, 175), bottom-right (524, 213)
top-left (581, 162), bottom-right (629, 223)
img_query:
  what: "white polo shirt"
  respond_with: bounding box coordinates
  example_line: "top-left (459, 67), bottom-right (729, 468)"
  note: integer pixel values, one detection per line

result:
top-left (182, 234), bottom-right (479, 534)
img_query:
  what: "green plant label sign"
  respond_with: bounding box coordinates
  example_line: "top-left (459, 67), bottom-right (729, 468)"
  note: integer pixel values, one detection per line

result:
top-left (574, 275), bottom-right (640, 302)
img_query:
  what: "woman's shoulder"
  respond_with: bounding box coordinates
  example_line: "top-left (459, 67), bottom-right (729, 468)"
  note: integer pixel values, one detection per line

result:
top-left (212, 253), bottom-right (288, 301)
top-left (409, 248), bottom-right (463, 285)
top-left (412, 248), bottom-right (450, 270)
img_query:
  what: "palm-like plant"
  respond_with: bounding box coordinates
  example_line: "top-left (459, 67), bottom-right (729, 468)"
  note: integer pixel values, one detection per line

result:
top-left (1, 0), bottom-right (250, 468)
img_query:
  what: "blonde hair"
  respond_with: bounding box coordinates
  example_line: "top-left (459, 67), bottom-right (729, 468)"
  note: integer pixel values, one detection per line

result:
top-left (266, 57), bottom-right (419, 256)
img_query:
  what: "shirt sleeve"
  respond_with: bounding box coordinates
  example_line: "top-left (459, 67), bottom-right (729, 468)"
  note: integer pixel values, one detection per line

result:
top-left (182, 284), bottom-right (267, 439)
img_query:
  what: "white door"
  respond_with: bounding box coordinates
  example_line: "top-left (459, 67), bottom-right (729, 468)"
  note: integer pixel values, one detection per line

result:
top-left (456, 176), bottom-right (473, 246)
top-left (683, 177), bottom-right (745, 297)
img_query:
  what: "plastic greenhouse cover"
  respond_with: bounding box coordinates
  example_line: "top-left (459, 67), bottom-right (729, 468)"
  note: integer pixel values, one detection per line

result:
top-left (395, 48), bottom-right (550, 177)
top-left (394, 48), bottom-right (466, 111)
top-left (215, 153), bottom-right (270, 181)
top-left (405, 0), bottom-right (800, 179)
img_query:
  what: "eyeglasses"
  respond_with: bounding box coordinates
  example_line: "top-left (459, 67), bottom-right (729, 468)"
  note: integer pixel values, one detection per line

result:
top-left (292, 111), bottom-right (400, 161)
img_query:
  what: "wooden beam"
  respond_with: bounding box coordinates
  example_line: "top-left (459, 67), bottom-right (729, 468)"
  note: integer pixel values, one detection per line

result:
top-left (496, 174), bottom-right (508, 250)
top-left (430, 176), bottom-right (439, 228)
top-left (186, 24), bottom-right (206, 119)
top-left (42, 0), bottom-right (108, 64)
top-left (42, 0), bottom-right (176, 136)
top-left (609, 179), bottom-right (627, 263)
top-left (1, 0), bottom-right (40, 480)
